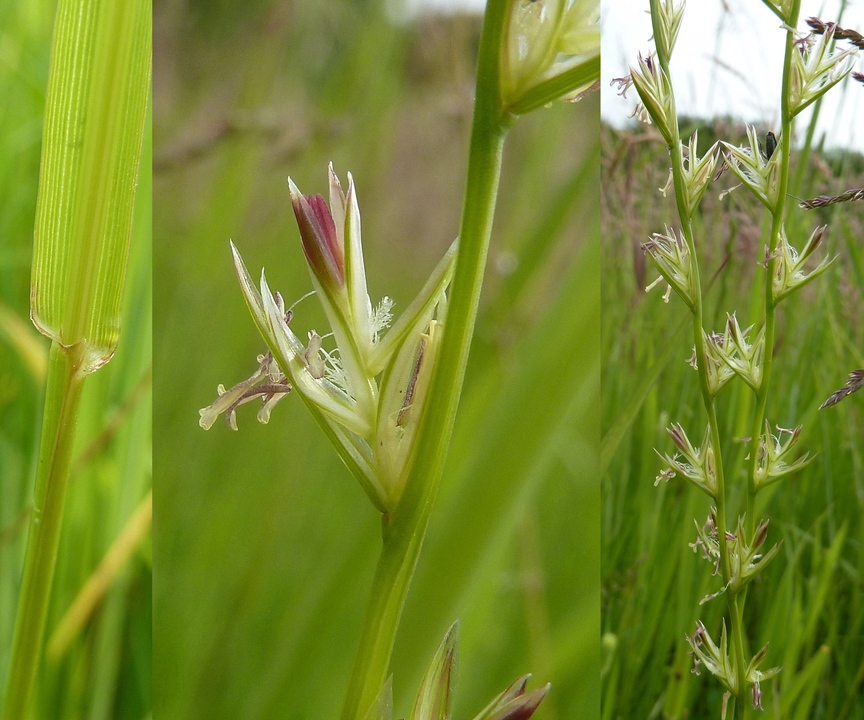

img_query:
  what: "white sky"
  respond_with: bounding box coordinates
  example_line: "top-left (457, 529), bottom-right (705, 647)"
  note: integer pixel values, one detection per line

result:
top-left (407, 0), bottom-right (864, 151)
top-left (603, 0), bottom-right (864, 151)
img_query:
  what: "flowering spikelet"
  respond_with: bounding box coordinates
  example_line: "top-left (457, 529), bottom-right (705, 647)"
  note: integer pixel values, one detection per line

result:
top-left (771, 224), bottom-right (835, 303)
top-left (707, 314), bottom-right (765, 393)
top-left (788, 23), bottom-right (857, 118)
top-left (501, 0), bottom-right (600, 111)
top-left (806, 17), bottom-right (864, 50)
top-left (394, 623), bottom-right (549, 720)
top-left (726, 516), bottom-right (783, 594)
top-left (200, 166), bottom-right (457, 513)
top-left (799, 187), bottom-right (864, 209)
top-left (629, 52), bottom-right (675, 144)
top-left (655, 423), bottom-right (717, 497)
top-left (678, 131), bottom-right (720, 217)
top-left (640, 226), bottom-right (693, 308)
top-left (751, 421), bottom-right (814, 489)
top-left (695, 329), bottom-right (736, 397)
top-left (654, 0), bottom-right (686, 58)
top-left (722, 126), bottom-right (781, 210)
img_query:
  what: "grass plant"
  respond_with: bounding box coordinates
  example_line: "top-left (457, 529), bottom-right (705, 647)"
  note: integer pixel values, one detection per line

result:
top-left (154, 1), bottom-right (600, 718)
top-left (0, 1), bottom-right (152, 718)
top-left (602, 2), bottom-right (863, 717)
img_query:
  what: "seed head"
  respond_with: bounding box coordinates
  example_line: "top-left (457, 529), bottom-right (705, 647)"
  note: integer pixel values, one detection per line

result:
top-left (820, 369), bottom-right (864, 408)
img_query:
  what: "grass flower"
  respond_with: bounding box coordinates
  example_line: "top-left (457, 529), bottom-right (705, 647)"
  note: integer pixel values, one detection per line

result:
top-left (687, 618), bottom-right (781, 709)
top-left (640, 226), bottom-right (693, 308)
top-left (501, 0), bottom-right (600, 113)
top-left (689, 511), bottom-right (723, 578)
top-left (198, 352), bottom-right (291, 431)
top-left (629, 52), bottom-right (675, 144)
top-left (653, 0), bottom-right (685, 59)
top-left (408, 624), bottom-right (458, 720)
top-left (771, 224), bottom-right (834, 303)
top-left (686, 620), bottom-right (735, 691)
top-left (788, 23), bottom-right (857, 117)
top-left (698, 329), bottom-right (736, 396)
top-left (806, 16), bottom-right (864, 49)
top-left (744, 643), bottom-right (782, 710)
top-left (678, 132), bottom-right (720, 217)
top-left (724, 517), bottom-right (781, 596)
top-left (707, 314), bottom-right (765, 392)
top-left (201, 165), bottom-right (456, 513)
top-left (752, 421), bottom-right (814, 488)
top-left (655, 423), bottom-right (716, 497)
top-left (799, 186), bottom-right (864, 208)
top-left (722, 125), bottom-right (782, 209)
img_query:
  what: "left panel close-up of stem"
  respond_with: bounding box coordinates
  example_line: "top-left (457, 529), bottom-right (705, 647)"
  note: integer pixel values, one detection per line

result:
top-left (0, 1), bottom-right (152, 719)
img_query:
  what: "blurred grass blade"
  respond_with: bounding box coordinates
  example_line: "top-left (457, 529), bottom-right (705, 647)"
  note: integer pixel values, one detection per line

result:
top-left (781, 645), bottom-right (830, 719)
top-left (46, 490), bottom-right (153, 662)
top-left (5, 0), bottom-right (151, 716)
top-left (600, 315), bottom-right (686, 475)
top-left (0, 302), bottom-right (47, 383)
top-left (30, 0), bottom-right (151, 375)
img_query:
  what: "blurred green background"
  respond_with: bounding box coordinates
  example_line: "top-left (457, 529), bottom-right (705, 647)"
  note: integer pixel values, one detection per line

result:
top-left (153, 0), bottom-right (599, 718)
top-left (0, 1), bottom-right (153, 718)
top-left (601, 116), bottom-right (864, 718)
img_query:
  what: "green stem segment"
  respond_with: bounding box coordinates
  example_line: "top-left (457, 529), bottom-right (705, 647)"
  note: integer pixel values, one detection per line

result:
top-left (746, 0), bottom-right (800, 530)
top-left (735, 11), bottom-right (799, 718)
top-left (339, 2), bottom-right (510, 719)
top-left (648, 0), bottom-right (746, 713)
top-left (5, 343), bottom-right (86, 718)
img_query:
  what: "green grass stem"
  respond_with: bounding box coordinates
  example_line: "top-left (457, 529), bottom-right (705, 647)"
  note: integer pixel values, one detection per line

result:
top-left (339, 4), bottom-right (511, 717)
top-left (4, 342), bottom-right (85, 718)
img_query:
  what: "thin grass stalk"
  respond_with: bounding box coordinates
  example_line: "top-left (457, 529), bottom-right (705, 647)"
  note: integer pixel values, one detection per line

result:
top-left (647, 1), bottom-right (745, 713)
top-left (338, 2), bottom-right (510, 718)
top-left (746, 0), bottom-right (800, 531)
top-left (733, 8), bottom-right (800, 718)
top-left (4, 343), bottom-right (85, 718)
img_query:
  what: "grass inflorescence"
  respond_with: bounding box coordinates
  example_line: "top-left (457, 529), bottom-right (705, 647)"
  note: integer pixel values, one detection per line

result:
top-left (602, 0), bottom-right (863, 716)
